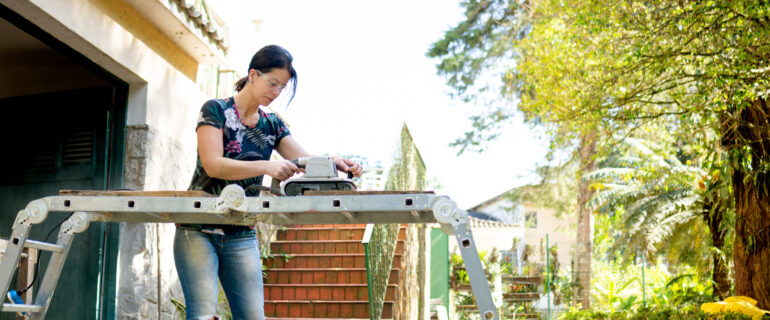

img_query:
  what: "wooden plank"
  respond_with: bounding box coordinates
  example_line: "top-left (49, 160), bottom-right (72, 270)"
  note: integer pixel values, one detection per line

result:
top-left (302, 190), bottom-right (435, 196)
top-left (59, 190), bottom-right (215, 197)
top-left (17, 247), bottom-right (37, 312)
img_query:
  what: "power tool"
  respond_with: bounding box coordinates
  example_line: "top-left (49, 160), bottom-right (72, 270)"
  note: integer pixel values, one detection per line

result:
top-left (280, 156), bottom-right (356, 196)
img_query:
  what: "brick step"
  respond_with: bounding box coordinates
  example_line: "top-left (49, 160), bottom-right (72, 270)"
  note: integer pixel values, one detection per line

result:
top-left (277, 227), bottom-right (366, 241)
top-left (264, 268), bottom-right (401, 285)
top-left (277, 226), bottom-right (407, 241)
top-left (271, 240), bottom-right (405, 255)
top-left (264, 253), bottom-right (403, 269)
top-left (264, 283), bottom-right (397, 301)
top-left (265, 300), bottom-right (393, 319)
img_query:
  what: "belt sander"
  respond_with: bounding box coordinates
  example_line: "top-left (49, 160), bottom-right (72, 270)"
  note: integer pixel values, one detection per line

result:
top-left (280, 156), bottom-right (357, 196)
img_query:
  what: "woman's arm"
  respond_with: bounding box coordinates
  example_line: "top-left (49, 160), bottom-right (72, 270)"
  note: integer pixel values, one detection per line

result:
top-left (197, 126), bottom-right (299, 181)
top-left (274, 135), bottom-right (311, 161)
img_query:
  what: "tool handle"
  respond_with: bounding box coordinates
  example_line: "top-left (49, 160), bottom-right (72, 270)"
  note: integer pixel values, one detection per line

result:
top-left (289, 159), bottom-right (305, 169)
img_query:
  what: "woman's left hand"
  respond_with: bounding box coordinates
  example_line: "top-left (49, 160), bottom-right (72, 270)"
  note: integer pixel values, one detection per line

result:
top-left (332, 157), bottom-right (363, 178)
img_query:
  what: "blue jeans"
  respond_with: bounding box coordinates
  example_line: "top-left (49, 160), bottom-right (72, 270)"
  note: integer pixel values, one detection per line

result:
top-left (174, 228), bottom-right (265, 320)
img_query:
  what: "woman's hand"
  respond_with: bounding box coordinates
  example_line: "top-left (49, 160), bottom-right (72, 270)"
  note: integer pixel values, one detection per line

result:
top-left (332, 157), bottom-right (363, 177)
top-left (264, 160), bottom-right (300, 181)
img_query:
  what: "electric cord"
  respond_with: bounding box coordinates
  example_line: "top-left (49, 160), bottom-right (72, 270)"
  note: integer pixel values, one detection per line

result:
top-left (17, 212), bottom-right (74, 295)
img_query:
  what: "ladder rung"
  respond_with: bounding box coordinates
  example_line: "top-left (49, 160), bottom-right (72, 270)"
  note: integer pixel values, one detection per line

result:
top-left (0, 250), bottom-right (28, 258)
top-left (2, 303), bottom-right (42, 312)
top-left (24, 240), bottom-right (64, 253)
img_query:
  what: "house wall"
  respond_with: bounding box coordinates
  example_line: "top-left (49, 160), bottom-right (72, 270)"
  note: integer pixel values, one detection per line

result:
top-left (0, 0), bottom-right (219, 318)
top-left (522, 205), bottom-right (577, 272)
top-left (471, 197), bottom-right (577, 272)
top-left (470, 199), bottom-right (518, 224)
top-left (448, 225), bottom-right (523, 255)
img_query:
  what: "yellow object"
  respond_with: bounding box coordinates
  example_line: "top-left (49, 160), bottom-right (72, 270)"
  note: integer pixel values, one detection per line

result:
top-left (701, 296), bottom-right (770, 320)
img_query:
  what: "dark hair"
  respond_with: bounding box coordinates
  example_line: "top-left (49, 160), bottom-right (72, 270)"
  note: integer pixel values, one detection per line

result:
top-left (234, 45), bottom-right (298, 104)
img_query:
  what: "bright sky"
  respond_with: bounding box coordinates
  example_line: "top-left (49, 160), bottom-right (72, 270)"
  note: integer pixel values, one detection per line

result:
top-left (213, 0), bottom-right (548, 209)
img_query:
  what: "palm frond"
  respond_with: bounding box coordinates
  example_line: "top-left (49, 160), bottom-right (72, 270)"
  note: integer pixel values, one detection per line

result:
top-left (582, 168), bottom-right (638, 182)
top-left (646, 209), bottom-right (700, 253)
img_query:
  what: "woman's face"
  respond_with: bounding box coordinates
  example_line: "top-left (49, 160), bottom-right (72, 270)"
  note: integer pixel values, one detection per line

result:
top-left (250, 68), bottom-right (290, 106)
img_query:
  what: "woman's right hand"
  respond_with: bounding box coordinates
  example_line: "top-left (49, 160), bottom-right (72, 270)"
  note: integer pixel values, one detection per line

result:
top-left (264, 160), bottom-right (300, 181)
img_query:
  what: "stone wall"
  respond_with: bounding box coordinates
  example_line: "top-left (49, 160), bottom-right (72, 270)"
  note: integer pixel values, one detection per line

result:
top-left (119, 124), bottom-right (196, 320)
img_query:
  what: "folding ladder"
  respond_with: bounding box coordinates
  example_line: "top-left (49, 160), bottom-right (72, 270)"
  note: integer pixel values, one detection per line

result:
top-left (0, 184), bottom-right (500, 320)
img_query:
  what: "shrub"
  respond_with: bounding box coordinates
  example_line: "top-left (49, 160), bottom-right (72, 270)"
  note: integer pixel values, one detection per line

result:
top-left (558, 306), bottom-right (754, 320)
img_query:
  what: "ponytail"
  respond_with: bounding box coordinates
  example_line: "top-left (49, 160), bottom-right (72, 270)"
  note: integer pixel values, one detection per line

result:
top-left (234, 76), bottom-right (248, 92)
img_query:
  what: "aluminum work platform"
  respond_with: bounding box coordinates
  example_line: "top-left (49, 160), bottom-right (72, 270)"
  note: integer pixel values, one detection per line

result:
top-left (0, 184), bottom-right (499, 319)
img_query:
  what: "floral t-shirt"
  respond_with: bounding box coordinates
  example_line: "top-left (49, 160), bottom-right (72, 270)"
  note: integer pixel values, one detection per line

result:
top-left (182, 97), bottom-right (290, 233)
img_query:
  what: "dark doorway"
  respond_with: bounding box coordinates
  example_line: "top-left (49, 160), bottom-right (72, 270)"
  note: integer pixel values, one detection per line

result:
top-left (0, 4), bottom-right (126, 319)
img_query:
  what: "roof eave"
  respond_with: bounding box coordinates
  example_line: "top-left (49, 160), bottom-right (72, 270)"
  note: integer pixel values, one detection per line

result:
top-left (126, 0), bottom-right (229, 65)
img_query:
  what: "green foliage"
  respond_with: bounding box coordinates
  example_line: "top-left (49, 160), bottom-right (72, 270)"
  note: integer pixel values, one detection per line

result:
top-left (590, 210), bottom-right (719, 312)
top-left (586, 131), bottom-right (735, 298)
top-left (586, 136), bottom-right (720, 257)
top-left (430, 0), bottom-right (770, 196)
top-left (559, 306), bottom-right (753, 320)
top-left (384, 125), bottom-right (427, 191)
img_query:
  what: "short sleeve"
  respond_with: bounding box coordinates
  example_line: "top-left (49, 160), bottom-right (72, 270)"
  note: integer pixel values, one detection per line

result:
top-left (196, 99), bottom-right (225, 131)
top-left (272, 114), bottom-right (291, 144)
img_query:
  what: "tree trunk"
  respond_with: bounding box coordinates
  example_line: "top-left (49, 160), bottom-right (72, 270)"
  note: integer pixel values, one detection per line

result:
top-left (722, 98), bottom-right (770, 309)
top-left (732, 175), bottom-right (770, 309)
top-left (703, 200), bottom-right (730, 300)
top-left (575, 132), bottom-right (597, 309)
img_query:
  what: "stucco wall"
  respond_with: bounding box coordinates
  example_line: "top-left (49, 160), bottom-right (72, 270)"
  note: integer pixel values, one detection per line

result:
top-left (472, 196), bottom-right (577, 271)
top-left (522, 205), bottom-right (576, 271)
top-left (449, 224), bottom-right (523, 255)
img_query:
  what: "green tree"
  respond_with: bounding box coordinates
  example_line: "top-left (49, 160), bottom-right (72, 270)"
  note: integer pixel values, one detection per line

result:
top-left (429, 0), bottom-right (770, 308)
top-left (428, 0), bottom-right (601, 308)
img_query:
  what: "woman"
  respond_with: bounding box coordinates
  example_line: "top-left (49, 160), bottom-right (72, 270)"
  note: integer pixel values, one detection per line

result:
top-left (174, 45), bottom-right (362, 320)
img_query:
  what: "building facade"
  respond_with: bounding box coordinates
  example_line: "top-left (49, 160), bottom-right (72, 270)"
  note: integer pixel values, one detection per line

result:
top-left (469, 188), bottom-right (578, 275)
top-left (0, 0), bottom-right (245, 318)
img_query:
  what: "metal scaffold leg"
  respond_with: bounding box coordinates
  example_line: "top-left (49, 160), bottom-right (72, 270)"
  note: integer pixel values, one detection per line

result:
top-left (0, 216), bottom-right (33, 304)
top-left (30, 212), bottom-right (92, 320)
top-left (432, 196), bottom-right (499, 320)
top-left (0, 200), bottom-right (50, 305)
top-left (0, 201), bottom-right (91, 318)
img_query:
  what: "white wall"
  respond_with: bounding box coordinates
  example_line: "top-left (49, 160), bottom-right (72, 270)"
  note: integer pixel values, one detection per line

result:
top-left (522, 205), bottom-right (577, 272)
top-left (471, 197), bottom-right (577, 272)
